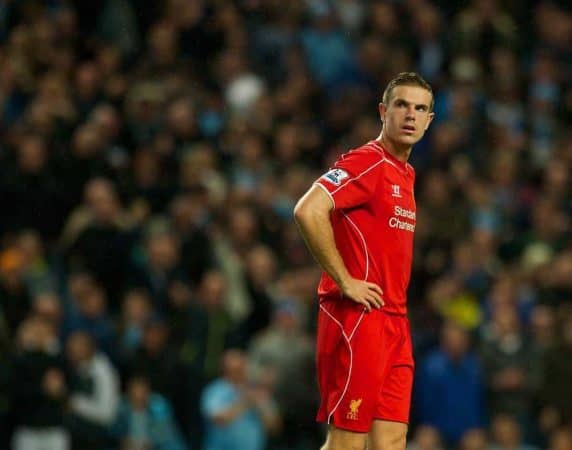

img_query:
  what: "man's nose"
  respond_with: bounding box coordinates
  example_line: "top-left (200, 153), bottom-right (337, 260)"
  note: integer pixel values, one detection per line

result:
top-left (406, 106), bottom-right (416, 119)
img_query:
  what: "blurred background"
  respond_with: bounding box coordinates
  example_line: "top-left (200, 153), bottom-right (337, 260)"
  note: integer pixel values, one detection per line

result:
top-left (0, 0), bottom-right (571, 449)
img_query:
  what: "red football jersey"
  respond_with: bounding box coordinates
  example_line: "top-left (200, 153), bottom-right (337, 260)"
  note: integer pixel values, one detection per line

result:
top-left (314, 140), bottom-right (416, 315)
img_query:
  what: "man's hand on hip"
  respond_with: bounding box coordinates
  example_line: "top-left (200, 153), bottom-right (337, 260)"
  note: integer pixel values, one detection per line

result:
top-left (340, 278), bottom-right (384, 312)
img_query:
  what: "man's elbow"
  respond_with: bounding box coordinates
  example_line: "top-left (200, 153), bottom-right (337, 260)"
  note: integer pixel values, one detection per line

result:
top-left (293, 199), bottom-right (318, 226)
top-left (293, 200), bottom-right (307, 224)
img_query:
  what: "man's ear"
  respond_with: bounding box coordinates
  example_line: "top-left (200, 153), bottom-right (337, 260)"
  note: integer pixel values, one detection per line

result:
top-left (378, 102), bottom-right (386, 122)
top-left (425, 112), bottom-right (435, 130)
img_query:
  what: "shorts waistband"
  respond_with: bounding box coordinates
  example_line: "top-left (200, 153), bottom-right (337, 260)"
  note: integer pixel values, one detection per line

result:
top-left (379, 309), bottom-right (408, 317)
top-left (318, 295), bottom-right (407, 316)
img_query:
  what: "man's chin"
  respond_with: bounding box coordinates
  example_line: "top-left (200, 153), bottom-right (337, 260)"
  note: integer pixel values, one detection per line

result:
top-left (395, 135), bottom-right (421, 146)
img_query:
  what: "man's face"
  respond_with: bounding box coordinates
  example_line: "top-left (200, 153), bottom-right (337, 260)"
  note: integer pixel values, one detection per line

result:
top-left (66, 332), bottom-right (93, 364)
top-left (379, 85), bottom-right (434, 147)
top-left (128, 378), bottom-right (150, 409)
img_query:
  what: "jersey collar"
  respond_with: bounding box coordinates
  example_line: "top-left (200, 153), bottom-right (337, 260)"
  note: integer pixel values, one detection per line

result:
top-left (370, 140), bottom-right (410, 172)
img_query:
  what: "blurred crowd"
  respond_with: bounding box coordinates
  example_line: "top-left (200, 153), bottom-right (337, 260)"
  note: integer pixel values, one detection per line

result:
top-left (0, 0), bottom-right (571, 449)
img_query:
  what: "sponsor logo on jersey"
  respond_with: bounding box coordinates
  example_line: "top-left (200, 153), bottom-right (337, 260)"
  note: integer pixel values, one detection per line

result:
top-left (322, 169), bottom-right (349, 186)
top-left (389, 205), bottom-right (416, 232)
top-left (391, 184), bottom-right (402, 197)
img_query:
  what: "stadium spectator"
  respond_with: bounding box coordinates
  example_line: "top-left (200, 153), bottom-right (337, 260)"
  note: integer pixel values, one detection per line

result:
top-left (112, 375), bottom-right (188, 450)
top-left (65, 330), bottom-right (119, 450)
top-left (458, 429), bottom-right (489, 450)
top-left (248, 299), bottom-right (318, 449)
top-left (407, 425), bottom-right (445, 450)
top-left (116, 289), bottom-right (153, 360)
top-left (480, 302), bottom-right (535, 422)
top-left (62, 280), bottom-right (115, 357)
top-left (538, 313), bottom-right (572, 434)
top-left (10, 317), bottom-right (70, 450)
top-left (488, 413), bottom-right (538, 450)
top-left (415, 321), bottom-right (485, 445)
top-left (201, 349), bottom-right (280, 450)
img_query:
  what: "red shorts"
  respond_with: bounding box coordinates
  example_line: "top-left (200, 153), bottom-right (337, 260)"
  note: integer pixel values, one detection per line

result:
top-left (316, 296), bottom-right (414, 433)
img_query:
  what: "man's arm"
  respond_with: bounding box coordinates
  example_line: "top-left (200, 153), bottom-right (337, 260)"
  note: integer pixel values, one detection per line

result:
top-left (208, 398), bottom-right (250, 426)
top-left (202, 384), bottom-right (250, 426)
top-left (293, 185), bottom-right (383, 311)
top-left (69, 360), bottom-right (119, 425)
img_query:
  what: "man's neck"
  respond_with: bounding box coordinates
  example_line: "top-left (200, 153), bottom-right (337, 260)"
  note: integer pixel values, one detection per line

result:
top-left (376, 132), bottom-right (412, 163)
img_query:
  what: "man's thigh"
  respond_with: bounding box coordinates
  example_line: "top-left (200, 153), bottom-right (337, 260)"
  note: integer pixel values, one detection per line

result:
top-left (316, 300), bottom-right (388, 432)
top-left (367, 420), bottom-right (408, 450)
top-left (373, 364), bottom-right (414, 424)
top-left (323, 425), bottom-right (368, 450)
top-left (374, 316), bottom-right (414, 424)
top-left (323, 421), bottom-right (408, 450)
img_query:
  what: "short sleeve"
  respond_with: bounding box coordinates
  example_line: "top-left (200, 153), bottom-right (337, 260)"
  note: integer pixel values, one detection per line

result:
top-left (314, 149), bottom-right (384, 210)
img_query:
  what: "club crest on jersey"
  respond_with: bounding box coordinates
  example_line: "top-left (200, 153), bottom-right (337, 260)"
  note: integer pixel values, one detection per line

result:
top-left (322, 169), bottom-right (349, 186)
top-left (391, 184), bottom-right (402, 197)
top-left (346, 398), bottom-right (362, 420)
